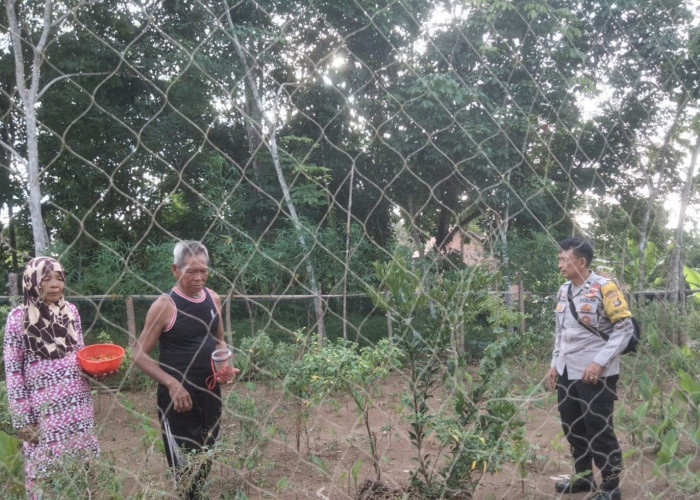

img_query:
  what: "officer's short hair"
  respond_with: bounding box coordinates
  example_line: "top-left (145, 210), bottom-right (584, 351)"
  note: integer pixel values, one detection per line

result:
top-left (559, 236), bottom-right (593, 268)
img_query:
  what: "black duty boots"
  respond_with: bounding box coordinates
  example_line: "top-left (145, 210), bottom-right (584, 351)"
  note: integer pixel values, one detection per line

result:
top-left (585, 476), bottom-right (621, 500)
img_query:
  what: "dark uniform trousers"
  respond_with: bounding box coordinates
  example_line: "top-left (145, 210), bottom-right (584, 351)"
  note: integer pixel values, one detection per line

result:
top-left (557, 367), bottom-right (623, 486)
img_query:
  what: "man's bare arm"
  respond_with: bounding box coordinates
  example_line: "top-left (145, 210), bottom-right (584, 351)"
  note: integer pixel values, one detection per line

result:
top-left (133, 295), bottom-right (192, 412)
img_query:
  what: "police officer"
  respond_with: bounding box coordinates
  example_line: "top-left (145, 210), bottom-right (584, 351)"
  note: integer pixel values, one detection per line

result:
top-left (545, 237), bottom-right (634, 500)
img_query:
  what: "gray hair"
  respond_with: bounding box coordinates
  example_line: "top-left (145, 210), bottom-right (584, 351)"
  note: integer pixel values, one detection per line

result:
top-left (173, 240), bottom-right (209, 269)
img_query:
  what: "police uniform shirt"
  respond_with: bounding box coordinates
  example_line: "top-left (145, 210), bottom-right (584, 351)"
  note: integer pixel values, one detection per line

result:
top-left (551, 271), bottom-right (635, 380)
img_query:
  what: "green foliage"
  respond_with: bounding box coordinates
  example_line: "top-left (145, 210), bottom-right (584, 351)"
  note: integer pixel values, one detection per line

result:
top-left (121, 397), bottom-right (164, 456)
top-left (366, 250), bottom-right (526, 496)
top-left (683, 266), bottom-right (700, 305)
top-left (33, 455), bottom-right (124, 499)
top-left (218, 387), bottom-right (273, 489)
top-left (212, 222), bottom-right (380, 297)
top-left (682, 309), bottom-right (700, 343)
top-left (284, 336), bottom-right (403, 480)
top-left (226, 389), bottom-right (273, 468)
top-left (57, 241), bottom-right (175, 296)
top-left (115, 346), bottom-right (156, 392)
top-left (1, 0), bottom-right (699, 495)
top-left (648, 357), bottom-right (700, 493)
top-left (237, 332), bottom-right (275, 380)
top-left (496, 232), bottom-right (561, 294)
top-left (634, 300), bottom-right (691, 353)
top-left (590, 237), bottom-right (667, 291)
top-left (438, 331), bottom-right (526, 495)
top-left (0, 430), bottom-right (24, 499)
top-left (619, 342), bottom-right (700, 494)
top-left (0, 382), bottom-right (13, 434)
top-left (285, 337), bottom-right (402, 406)
top-left (236, 331), bottom-right (301, 381)
top-left (0, 305), bottom-right (10, 375)
top-left (338, 457), bottom-right (364, 494)
top-left (0, 304), bottom-right (9, 331)
top-left (627, 239), bottom-right (666, 289)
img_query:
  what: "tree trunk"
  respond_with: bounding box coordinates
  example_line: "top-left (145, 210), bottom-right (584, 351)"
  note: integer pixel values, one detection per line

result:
top-left (342, 161), bottom-right (355, 340)
top-left (636, 96), bottom-right (689, 293)
top-left (435, 177), bottom-right (458, 251)
top-left (223, 1), bottom-right (326, 341)
top-left (407, 195), bottom-right (423, 258)
top-left (666, 132), bottom-right (699, 344)
top-left (6, 0), bottom-right (53, 255)
top-left (9, 205), bottom-right (19, 271)
top-left (243, 66), bottom-right (266, 232)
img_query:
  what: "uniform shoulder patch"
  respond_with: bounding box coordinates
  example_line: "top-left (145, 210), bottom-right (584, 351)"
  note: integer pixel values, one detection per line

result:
top-left (601, 281), bottom-right (632, 323)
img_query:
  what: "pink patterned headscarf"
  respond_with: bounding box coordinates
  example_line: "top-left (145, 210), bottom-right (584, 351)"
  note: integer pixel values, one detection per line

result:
top-left (22, 257), bottom-right (78, 360)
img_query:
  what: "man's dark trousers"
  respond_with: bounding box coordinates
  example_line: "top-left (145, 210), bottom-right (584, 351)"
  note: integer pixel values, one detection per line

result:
top-left (557, 367), bottom-right (622, 486)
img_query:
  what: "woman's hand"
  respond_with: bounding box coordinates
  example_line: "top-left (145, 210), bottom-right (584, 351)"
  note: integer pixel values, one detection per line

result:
top-left (18, 425), bottom-right (40, 444)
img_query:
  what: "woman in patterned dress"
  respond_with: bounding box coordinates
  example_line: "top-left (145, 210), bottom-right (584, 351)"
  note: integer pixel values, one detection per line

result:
top-left (3, 257), bottom-right (100, 497)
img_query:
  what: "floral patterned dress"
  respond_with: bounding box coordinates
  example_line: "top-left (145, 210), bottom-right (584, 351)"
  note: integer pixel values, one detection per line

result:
top-left (3, 304), bottom-right (100, 485)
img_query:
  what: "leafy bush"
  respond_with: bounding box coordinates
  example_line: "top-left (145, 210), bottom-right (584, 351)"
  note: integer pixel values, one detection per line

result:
top-left (683, 309), bottom-right (700, 343)
top-left (58, 241), bottom-right (174, 296)
top-left (366, 251), bottom-right (527, 497)
top-left (32, 455), bottom-right (124, 499)
top-left (284, 337), bottom-right (403, 481)
top-left (0, 430), bottom-right (24, 499)
top-left (114, 346), bottom-right (156, 392)
top-left (0, 382), bottom-right (12, 435)
top-left (438, 331), bottom-right (526, 496)
top-left (618, 335), bottom-right (700, 494)
top-left (0, 304), bottom-right (9, 330)
top-left (1, 304), bottom-right (11, 380)
top-left (236, 331), bottom-right (300, 381)
top-left (215, 387), bottom-right (274, 496)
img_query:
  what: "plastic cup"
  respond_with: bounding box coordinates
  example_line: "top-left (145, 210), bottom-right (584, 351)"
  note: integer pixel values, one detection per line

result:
top-left (211, 348), bottom-right (235, 383)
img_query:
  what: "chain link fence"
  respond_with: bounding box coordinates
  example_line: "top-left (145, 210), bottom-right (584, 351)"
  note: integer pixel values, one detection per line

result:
top-left (1, 0), bottom-right (699, 498)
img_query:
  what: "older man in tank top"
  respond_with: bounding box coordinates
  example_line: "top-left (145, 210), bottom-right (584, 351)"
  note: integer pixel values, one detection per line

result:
top-left (135, 240), bottom-right (234, 499)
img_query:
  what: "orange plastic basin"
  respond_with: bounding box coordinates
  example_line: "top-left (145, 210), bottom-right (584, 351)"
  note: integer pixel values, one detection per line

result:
top-left (77, 343), bottom-right (125, 376)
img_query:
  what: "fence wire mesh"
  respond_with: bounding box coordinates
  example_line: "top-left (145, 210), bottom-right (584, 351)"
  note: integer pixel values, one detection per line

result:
top-left (1, 0), bottom-right (700, 498)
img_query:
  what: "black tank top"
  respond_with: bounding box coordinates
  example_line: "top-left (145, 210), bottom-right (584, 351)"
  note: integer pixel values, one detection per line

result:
top-left (157, 287), bottom-right (220, 393)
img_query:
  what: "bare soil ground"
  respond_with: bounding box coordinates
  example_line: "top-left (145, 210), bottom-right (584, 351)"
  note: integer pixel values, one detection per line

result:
top-left (93, 374), bottom-right (697, 500)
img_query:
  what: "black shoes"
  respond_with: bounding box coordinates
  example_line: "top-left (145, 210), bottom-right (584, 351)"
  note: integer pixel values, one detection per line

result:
top-left (555, 475), bottom-right (597, 493)
top-left (585, 490), bottom-right (621, 500)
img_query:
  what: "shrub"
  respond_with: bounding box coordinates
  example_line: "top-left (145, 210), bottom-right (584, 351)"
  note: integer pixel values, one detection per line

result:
top-left (0, 430), bottom-right (24, 499)
top-left (32, 455), bottom-right (124, 499)
top-left (284, 337), bottom-right (404, 480)
top-left (366, 251), bottom-right (527, 497)
top-left (236, 331), bottom-right (300, 381)
top-left (1, 304), bottom-right (11, 381)
top-left (0, 382), bottom-right (12, 434)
